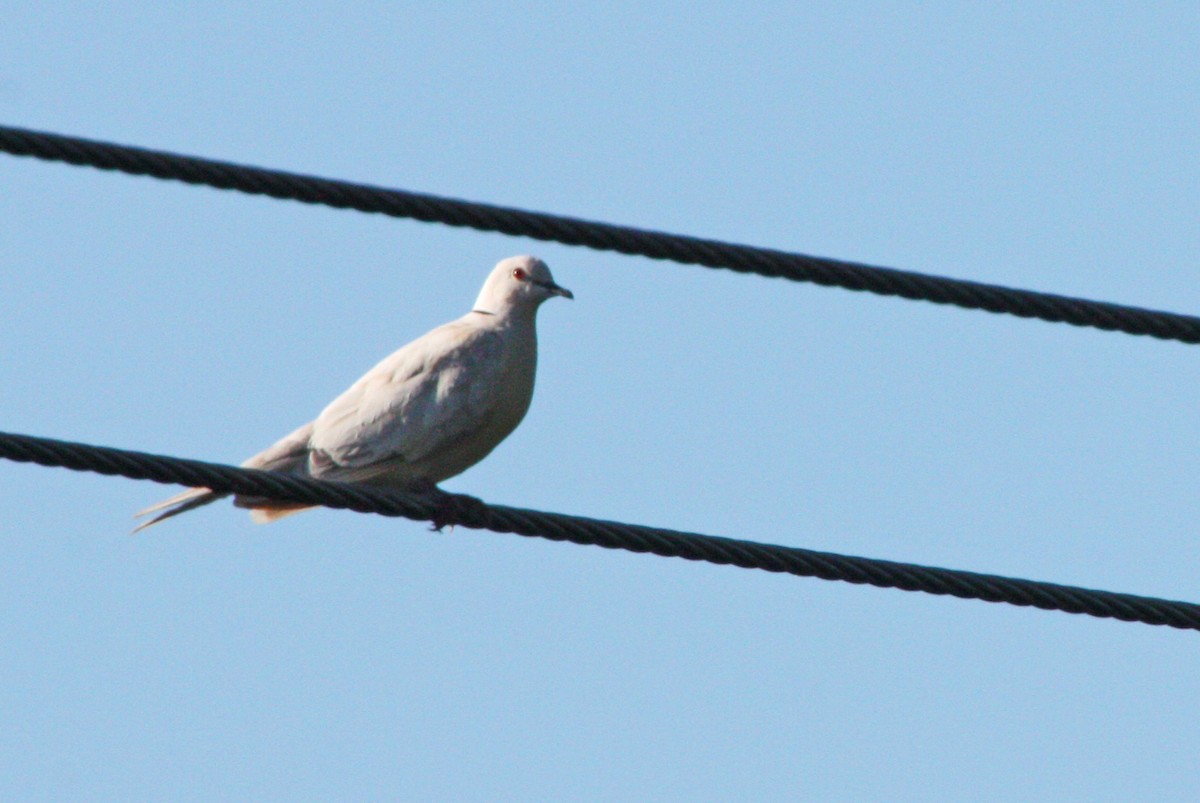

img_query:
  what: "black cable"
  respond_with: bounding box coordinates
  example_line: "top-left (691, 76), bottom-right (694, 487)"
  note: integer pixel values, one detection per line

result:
top-left (2, 429), bottom-right (1197, 632)
top-left (2, 124), bottom-right (1198, 344)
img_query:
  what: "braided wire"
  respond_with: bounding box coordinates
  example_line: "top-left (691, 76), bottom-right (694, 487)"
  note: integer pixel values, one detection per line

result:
top-left (3, 124), bottom-right (1199, 344)
top-left (2, 430), bottom-right (1197, 632)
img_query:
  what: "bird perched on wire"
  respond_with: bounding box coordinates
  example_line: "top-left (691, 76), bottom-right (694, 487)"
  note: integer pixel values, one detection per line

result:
top-left (134, 255), bottom-right (572, 532)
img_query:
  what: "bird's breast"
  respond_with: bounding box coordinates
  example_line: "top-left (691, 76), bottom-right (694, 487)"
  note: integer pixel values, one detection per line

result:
top-left (417, 325), bottom-right (538, 483)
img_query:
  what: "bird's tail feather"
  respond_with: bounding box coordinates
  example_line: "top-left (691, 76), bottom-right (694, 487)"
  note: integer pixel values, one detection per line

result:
top-left (248, 505), bottom-right (314, 524)
top-left (231, 493), bottom-right (315, 523)
top-left (132, 487), bottom-right (228, 533)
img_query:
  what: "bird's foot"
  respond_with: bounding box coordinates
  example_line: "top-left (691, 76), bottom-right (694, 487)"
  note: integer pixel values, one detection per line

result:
top-left (410, 481), bottom-right (488, 532)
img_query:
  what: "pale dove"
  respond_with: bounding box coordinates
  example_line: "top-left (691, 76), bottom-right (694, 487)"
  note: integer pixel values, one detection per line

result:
top-left (134, 255), bottom-right (572, 531)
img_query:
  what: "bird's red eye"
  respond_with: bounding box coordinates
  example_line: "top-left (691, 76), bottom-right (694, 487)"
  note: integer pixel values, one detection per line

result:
top-left (512, 268), bottom-right (527, 281)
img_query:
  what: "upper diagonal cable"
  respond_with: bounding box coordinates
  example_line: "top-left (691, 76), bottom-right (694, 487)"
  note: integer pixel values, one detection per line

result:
top-left (2, 124), bottom-right (1198, 344)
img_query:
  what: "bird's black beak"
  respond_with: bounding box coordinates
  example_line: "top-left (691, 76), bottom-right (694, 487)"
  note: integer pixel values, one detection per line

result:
top-left (536, 280), bottom-right (573, 299)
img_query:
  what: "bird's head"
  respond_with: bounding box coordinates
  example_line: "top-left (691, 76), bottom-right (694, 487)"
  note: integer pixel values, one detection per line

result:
top-left (473, 255), bottom-right (573, 316)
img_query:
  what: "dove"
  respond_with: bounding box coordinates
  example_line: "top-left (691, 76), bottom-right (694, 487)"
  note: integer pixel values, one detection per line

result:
top-left (134, 255), bottom-right (572, 532)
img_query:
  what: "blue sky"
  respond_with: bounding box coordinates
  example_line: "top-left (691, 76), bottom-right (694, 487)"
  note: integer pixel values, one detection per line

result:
top-left (2, 3), bottom-right (1199, 800)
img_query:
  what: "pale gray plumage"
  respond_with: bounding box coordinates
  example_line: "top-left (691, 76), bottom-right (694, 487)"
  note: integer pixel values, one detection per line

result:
top-left (134, 255), bottom-right (571, 531)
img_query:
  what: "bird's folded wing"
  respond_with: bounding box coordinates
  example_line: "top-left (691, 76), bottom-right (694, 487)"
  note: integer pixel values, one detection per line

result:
top-left (308, 321), bottom-right (504, 473)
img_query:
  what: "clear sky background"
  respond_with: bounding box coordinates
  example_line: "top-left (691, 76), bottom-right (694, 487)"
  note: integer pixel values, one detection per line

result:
top-left (2, 3), bottom-right (1198, 800)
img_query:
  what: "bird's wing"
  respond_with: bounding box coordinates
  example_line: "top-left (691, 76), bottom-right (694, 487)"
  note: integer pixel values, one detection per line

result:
top-left (308, 319), bottom-right (505, 476)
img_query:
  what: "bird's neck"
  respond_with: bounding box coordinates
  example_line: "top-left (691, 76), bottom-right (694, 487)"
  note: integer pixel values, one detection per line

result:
top-left (472, 304), bottom-right (538, 329)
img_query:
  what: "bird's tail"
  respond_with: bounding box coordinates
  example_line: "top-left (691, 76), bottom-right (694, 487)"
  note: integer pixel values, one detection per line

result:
top-left (241, 502), bottom-right (313, 524)
top-left (132, 487), bottom-right (228, 533)
top-left (131, 421), bottom-right (319, 531)
top-left (132, 487), bottom-right (315, 531)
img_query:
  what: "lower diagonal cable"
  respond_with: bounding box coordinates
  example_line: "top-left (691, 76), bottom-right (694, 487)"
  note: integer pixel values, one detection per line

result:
top-left (2, 429), bottom-right (1197, 632)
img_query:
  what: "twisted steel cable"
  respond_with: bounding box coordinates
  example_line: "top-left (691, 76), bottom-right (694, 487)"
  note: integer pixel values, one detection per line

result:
top-left (3, 124), bottom-right (1199, 344)
top-left (2, 430), bottom-right (1198, 632)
